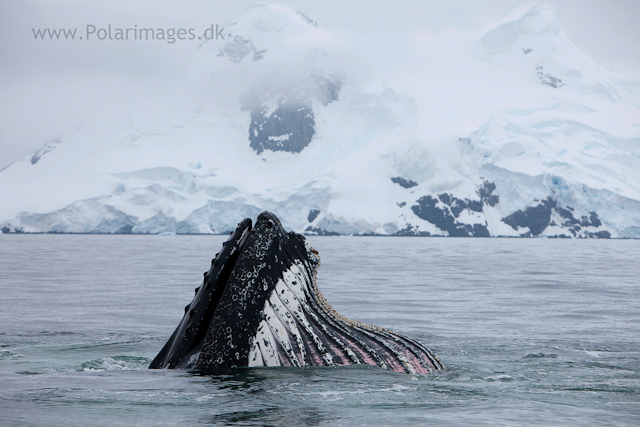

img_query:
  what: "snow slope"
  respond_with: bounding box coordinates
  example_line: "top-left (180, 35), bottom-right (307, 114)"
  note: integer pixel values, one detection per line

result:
top-left (1, 3), bottom-right (639, 237)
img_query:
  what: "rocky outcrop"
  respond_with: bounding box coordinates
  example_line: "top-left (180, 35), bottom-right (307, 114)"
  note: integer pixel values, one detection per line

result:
top-left (410, 182), bottom-right (498, 237)
top-left (242, 71), bottom-right (342, 154)
top-left (218, 35), bottom-right (266, 63)
top-left (502, 197), bottom-right (557, 236)
top-left (391, 177), bottom-right (418, 189)
top-left (503, 199), bottom-right (611, 238)
top-left (536, 66), bottom-right (564, 88)
top-left (307, 209), bottom-right (320, 222)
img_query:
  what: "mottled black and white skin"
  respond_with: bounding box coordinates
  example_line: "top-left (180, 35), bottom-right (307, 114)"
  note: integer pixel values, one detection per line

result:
top-left (149, 211), bottom-right (444, 375)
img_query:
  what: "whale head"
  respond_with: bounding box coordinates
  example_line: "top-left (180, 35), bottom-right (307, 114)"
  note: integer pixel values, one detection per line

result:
top-left (150, 211), bottom-right (444, 374)
top-left (149, 211), bottom-right (320, 370)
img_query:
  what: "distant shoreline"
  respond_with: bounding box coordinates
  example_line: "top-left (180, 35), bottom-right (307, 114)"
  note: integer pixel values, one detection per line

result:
top-left (1, 231), bottom-right (636, 239)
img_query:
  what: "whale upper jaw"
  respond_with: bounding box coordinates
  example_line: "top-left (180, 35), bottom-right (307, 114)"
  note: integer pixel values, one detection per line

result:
top-left (148, 217), bottom-right (253, 369)
top-left (150, 211), bottom-right (444, 374)
top-left (149, 211), bottom-right (309, 370)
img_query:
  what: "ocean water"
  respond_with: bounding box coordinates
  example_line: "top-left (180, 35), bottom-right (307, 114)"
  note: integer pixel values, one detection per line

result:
top-left (0, 234), bottom-right (638, 426)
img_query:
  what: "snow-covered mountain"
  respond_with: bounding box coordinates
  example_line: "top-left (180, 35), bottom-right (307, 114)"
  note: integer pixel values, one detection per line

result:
top-left (2, 3), bottom-right (639, 237)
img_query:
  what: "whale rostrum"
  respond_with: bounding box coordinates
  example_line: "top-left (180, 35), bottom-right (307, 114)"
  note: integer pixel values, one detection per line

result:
top-left (149, 211), bottom-right (444, 374)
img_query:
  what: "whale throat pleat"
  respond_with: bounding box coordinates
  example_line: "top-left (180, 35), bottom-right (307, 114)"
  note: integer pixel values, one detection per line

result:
top-left (245, 234), bottom-right (444, 374)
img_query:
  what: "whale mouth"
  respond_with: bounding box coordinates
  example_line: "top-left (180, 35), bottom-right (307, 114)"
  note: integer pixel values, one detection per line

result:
top-left (149, 217), bottom-right (255, 369)
top-left (150, 211), bottom-right (444, 374)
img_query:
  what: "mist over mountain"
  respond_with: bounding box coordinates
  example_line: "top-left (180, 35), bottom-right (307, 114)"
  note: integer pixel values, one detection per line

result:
top-left (2, 3), bottom-right (639, 237)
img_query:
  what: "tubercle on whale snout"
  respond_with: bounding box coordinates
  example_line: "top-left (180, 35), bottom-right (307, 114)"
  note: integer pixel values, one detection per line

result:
top-left (149, 211), bottom-right (444, 375)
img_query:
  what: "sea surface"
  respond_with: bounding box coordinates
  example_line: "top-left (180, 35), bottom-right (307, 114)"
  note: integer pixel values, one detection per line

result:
top-left (0, 235), bottom-right (638, 426)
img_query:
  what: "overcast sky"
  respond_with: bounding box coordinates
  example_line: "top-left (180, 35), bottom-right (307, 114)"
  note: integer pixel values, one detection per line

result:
top-left (1, 0), bottom-right (639, 170)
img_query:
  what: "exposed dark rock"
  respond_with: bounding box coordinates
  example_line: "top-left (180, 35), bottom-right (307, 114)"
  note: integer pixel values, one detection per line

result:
top-left (30, 139), bottom-right (60, 165)
top-left (502, 197), bottom-right (556, 235)
top-left (476, 181), bottom-right (495, 198)
top-left (556, 206), bottom-right (579, 225)
top-left (448, 224), bottom-right (471, 237)
top-left (397, 202), bottom-right (406, 208)
top-left (477, 181), bottom-right (499, 207)
top-left (248, 100), bottom-right (316, 154)
top-left (503, 198), bottom-right (610, 238)
top-left (307, 209), bottom-right (320, 222)
top-left (438, 193), bottom-right (451, 205)
top-left (394, 225), bottom-right (430, 236)
top-left (410, 181), bottom-right (499, 236)
top-left (438, 193), bottom-right (467, 217)
top-left (243, 72), bottom-right (342, 154)
top-left (451, 199), bottom-right (467, 217)
top-left (449, 223), bottom-right (490, 237)
top-left (252, 49), bottom-right (266, 61)
top-left (311, 72), bottom-right (341, 106)
top-left (411, 195), bottom-right (489, 237)
top-left (391, 177), bottom-right (418, 189)
top-left (438, 192), bottom-right (483, 218)
top-left (32, 152), bottom-right (45, 165)
top-left (1, 226), bottom-right (10, 234)
top-left (218, 35), bottom-right (265, 63)
top-left (472, 223), bottom-right (491, 237)
top-left (536, 65), bottom-right (564, 88)
top-left (412, 195), bottom-right (451, 226)
top-left (554, 206), bottom-right (605, 237)
top-left (296, 11), bottom-right (318, 27)
top-left (304, 226), bottom-right (340, 236)
top-left (467, 199), bottom-right (483, 212)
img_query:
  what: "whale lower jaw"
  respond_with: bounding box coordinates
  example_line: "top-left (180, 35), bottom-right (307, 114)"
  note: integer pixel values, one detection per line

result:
top-left (245, 253), bottom-right (444, 375)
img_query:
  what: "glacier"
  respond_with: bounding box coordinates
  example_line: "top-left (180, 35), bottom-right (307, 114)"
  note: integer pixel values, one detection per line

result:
top-left (1, 3), bottom-right (639, 237)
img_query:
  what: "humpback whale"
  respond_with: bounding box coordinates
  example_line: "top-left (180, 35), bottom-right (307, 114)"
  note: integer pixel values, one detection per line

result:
top-left (149, 212), bottom-right (444, 374)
